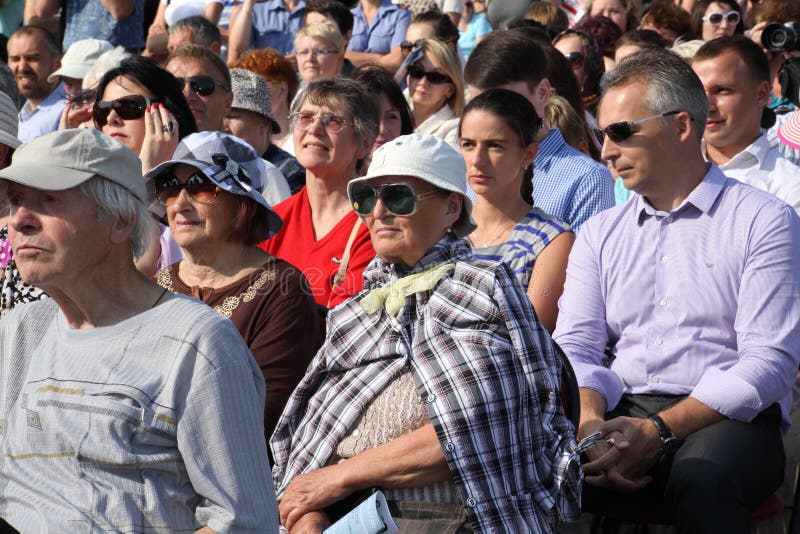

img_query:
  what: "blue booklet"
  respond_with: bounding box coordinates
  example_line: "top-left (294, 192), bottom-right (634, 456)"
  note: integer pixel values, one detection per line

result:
top-left (324, 491), bottom-right (399, 534)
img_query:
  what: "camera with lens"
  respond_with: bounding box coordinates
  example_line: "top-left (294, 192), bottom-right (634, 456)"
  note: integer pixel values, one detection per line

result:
top-left (761, 22), bottom-right (800, 53)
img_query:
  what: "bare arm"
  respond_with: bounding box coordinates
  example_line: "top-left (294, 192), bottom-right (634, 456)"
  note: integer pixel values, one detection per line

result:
top-left (194, 527), bottom-right (218, 534)
top-left (100, 0), bottom-right (135, 20)
top-left (147, 1), bottom-right (167, 36)
top-left (527, 231), bottom-right (574, 332)
top-left (31, 0), bottom-right (60, 20)
top-left (345, 46), bottom-right (404, 72)
top-left (227, 1), bottom-right (252, 64)
top-left (279, 423), bottom-right (449, 530)
top-left (204, 1), bottom-right (223, 25)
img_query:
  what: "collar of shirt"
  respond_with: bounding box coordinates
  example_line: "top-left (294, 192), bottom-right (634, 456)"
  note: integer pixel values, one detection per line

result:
top-left (352, 0), bottom-right (401, 25)
top-left (262, 0), bottom-right (306, 11)
top-left (718, 132), bottom-right (770, 170)
top-left (635, 163), bottom-right (726, 224)
top-left (363, 233), bottom-right (471, 288)
top-left (534, 128), bottom-right (565, 172)
top-left (20, 84), bottom-right (67, 121)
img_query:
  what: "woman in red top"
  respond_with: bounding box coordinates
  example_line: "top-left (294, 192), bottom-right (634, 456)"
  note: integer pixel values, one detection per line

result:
top-left (261, 78), bottom-right (379, 309)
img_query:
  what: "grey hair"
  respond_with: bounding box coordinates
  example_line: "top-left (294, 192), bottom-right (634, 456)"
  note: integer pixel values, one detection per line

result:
top-left (170, 15), bottom-right (222, 48)
top-left (79, 176), bottom-right (152, 259)
top-left (600, 49), bottom-right (708, 140)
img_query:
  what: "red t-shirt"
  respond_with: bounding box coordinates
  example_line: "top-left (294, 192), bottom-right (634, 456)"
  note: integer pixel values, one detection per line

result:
top-left (260, 189), bottom-right (376, 308)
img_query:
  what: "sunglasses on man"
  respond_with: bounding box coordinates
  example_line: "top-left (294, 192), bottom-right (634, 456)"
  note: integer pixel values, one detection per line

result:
top-left (93, 95), bottom-right (154, 127)
top-left (175, 75), bottom-right (226, 97)
top-left (593, 110), bottom-right (681, 145)
top-left (348, 182), bottom-right (444, 217)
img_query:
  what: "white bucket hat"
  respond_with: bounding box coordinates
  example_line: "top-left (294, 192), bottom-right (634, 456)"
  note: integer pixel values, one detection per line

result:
top-left (349, 133), bottom-right (476, 237)
top-left (48, 38), bottom-right (114, 83)
top-left (0, 91), bottom-right (21, 150)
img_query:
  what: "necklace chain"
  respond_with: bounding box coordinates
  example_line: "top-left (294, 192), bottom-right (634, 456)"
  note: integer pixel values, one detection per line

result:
top-left (471, 220), bottom-right (517, 248)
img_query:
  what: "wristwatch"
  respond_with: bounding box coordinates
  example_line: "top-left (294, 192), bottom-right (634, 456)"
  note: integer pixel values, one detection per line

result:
top-left (649, 414), bottom-right (683, 458)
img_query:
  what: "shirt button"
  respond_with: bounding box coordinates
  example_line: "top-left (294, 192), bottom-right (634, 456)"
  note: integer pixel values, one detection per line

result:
top-left (659, 299), bottom-right (667, 306)
top-left (466, 497), bottom-right (477, 507)
top-left (661, 256), bottom-right (669, 264)
top-left (655, 338), bottom-right (663, 346)
top-left (445, 441), bottom-right (455, 452)
top-left (425, 394), bottom-right (436, 403)
top-left (666, 216), bottom-right (673, 223)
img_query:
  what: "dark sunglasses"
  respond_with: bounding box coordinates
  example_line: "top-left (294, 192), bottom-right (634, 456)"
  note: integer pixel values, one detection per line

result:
top-left (407, 65), bottom-right (452, 85)
top-left (154, 172), bottom-right (220, 205)
top-left (702, 10), bottom-right (740, 25)
top-left (348, 182), bottom-right (443, 217)
top-left (564, 52), bottom-right (585, 65)
top-left (93, 95), bottom-right (154, 127)
top-left (175, 75), bottom-right (225, 97)
top-left (400, 39), bottom-right (424, 54)
top-left (593, 110), bottom-right (681, 144)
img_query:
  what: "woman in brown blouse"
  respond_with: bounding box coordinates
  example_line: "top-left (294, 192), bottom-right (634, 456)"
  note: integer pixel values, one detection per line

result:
top-left (146, 131), bottom-right (323, 441)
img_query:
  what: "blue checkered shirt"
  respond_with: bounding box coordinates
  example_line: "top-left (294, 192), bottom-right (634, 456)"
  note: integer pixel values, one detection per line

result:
top-left (272, 235), bottom-right (581, 532)
top-left (534, 129), bottom-right (614, 231)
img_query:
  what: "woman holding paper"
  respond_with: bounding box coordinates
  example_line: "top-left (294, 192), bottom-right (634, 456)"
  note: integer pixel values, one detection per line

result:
top-left (271, 133), bottom-right (580, 533)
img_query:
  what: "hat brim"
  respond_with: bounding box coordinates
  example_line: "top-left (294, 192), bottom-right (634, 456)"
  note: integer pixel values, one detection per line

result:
top-left (0, 161), bottom-right (95, 191)
top-left (349, 169), bottom-right (477, 238)
top-left (47, 65), bottom-right (90, 83)
top-left (145, 158), bottom-right (284, 238)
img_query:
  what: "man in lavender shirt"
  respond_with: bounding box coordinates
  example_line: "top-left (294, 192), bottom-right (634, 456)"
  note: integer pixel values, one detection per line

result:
top-left (554, 49), bottom-right (800, 533)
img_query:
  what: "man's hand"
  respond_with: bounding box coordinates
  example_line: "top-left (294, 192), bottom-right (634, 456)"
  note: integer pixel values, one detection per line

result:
top-left (289, 510), bottom-right (332, 534)
top-left (280, 465), bottom-right (352, 531)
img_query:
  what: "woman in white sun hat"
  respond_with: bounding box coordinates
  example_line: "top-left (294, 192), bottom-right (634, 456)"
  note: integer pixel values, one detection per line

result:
top-left (272, 133), bottom-right (580, 533)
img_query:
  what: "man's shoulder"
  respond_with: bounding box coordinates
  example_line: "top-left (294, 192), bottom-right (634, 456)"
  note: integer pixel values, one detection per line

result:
top-left (537, 131), bottom-right (610, 179)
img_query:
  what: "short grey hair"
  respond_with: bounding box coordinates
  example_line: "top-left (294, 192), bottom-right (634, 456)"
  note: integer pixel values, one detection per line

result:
top-left (600, 49), bottom-right (708, 140)
top-left (80, 176), bottom-right (152, 259)
top-left (170, 16), bottom-right (222, 48)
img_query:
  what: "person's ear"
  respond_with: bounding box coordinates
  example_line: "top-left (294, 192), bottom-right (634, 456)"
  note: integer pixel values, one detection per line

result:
top-left (535, 78), bottom-right (551, 108)
top-left (210, 40), bottom-right (222, 55)
top-left (108, 214), bottom-right (136, 246)
top-left (444, 192), bottom-right (462, 227)
top-left (755, 79), bottom-right (771, 108)
top-left (522, 141), bottom-right (538, 168)
top-left (675, 110), bottom-right (695, 143)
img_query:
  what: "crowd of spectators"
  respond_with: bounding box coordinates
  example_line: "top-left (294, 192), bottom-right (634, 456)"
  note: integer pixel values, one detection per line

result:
top-left (1, 0), bottom-right (800, 532)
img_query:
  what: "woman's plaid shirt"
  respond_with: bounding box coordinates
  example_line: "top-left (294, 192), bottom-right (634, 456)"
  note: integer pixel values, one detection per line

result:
top-left (271, 236), bottom-right (582, 532)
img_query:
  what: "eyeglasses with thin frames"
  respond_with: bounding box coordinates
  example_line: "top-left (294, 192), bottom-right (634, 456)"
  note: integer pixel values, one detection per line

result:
top-left (593, 110), bottom-right (682, 145)
top-left (297, 48), bottom-right (338, 58)
top-left (290, 112), bottom-right (351, 134)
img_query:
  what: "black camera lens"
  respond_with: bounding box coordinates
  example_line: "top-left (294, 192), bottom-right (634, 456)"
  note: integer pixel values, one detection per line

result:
top-left (761, 22), bottom-right (798, 53)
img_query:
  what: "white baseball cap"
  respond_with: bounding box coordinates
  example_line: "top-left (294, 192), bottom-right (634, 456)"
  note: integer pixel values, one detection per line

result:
top-left (349, 133), bottom-right (476, 237)
top-left (48, 38), bottom-right (114, 83)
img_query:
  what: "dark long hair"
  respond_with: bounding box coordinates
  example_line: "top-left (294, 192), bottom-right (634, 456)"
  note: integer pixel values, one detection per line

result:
top-left (459, 88), bottom-right (542, 205)
top-left (351, 65), bottom-right (415, 135)
top-left (94, 56), bottom-right (197, 139)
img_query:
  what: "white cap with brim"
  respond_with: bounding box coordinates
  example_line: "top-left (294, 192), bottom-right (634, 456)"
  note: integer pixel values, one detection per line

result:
top-left (47, 38), bottom-right (114, 83)
top-left (0, 129), bottom-right (146, 201)
top-left (349, 133), bottom-right (477, 237)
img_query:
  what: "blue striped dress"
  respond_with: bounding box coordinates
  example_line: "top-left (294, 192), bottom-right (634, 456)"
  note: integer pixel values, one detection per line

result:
top-left (471, 208), bottom-right (571, 287)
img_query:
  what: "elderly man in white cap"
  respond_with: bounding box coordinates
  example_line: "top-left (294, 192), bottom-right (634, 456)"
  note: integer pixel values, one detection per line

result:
top-left (225, 67), bottom-right (291, 204)
top-left (0, 129), bottom-right (279, 533)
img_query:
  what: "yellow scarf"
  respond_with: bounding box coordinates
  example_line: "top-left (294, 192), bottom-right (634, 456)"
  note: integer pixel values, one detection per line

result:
top-left (359, 263), bottom-right (456, 316)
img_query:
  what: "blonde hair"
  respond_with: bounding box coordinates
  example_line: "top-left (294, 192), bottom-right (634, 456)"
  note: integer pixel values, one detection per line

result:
top-left (418, 38), bottom-right (465, 116)
top-left (524, 2), bottom-right (569, 31)
top-left (544, 95), bottom-right (589, 154)
top-left (294, 21), bottom-right (345, 53)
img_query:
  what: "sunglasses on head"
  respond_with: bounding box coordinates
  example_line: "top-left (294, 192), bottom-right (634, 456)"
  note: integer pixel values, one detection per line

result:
top-left (154, 172), bottom-right (220, 205)
top-left (702, 10), bottom-right (740, 25)
top-left (400, 39), bottom-right (424, 54)
top-left (407, 65), bottom-right (452, 85)
top-left (175, 75), bottom-right (224, 97)
top-left (564, 52), bottom-right (585, 65)
top-left (348, 182), bottom-right (443, 217)
top-left (93, 95), bottom-right (152, 127)
top-left (593, 110), bottom-right (681, 144)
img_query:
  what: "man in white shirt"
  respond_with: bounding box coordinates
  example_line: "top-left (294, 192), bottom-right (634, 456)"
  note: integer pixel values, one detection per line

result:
top-left (693, 35), bottom-right (800, 215)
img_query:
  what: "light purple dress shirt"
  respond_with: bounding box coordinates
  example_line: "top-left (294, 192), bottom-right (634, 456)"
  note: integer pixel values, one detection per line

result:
top-left (554, 164), bottom-right (800, 433)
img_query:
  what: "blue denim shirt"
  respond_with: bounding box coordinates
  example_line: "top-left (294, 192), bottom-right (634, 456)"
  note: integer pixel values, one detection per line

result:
top-left (250, 0), bottom-right (306, 55)
top-left (61, 0), bottom-right (145, 50)
top-left (18, 84), bottom-right (67, 143)
top-left (348, 0), bottom-right (410, 54)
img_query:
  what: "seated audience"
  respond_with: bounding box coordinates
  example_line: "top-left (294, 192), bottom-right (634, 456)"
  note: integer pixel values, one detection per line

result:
top-left (614, 28), bottom-right (667, 63)
top-left (229, 48), bottom-right (306, 188)
top-left (271, 133), bottom-right (580, 533)
top-left (294, 21), bottom-right (346, 98)
top-left (465, 31), bottom-right (614, 230)
top-left (461, 89), bottom-right (574, 332)
top-left (554, 29), bottom-right (605, 115)
top-left (0, 129), bottom-right (279, 532)
top-left (147, 131), bottom-right (322, 441)
top-left (8, 26), bottom-right (66, 142)
top-left (260, 77), bottom-right (378, 308)
top-left (554, 49), bottom-right (800, 534)
top-left (228, 0), bottom-right (306, 60)
top-left (586, 0), bottom-right (640, 34)
top-left (690, 0), bottom-right (743, 41)
top-left (458, 0), bottom-right (492, 58)
top-left (575, 14), bottom-right (623, 72)
top-left (166, 15), bottom-right (224, 54)
top-left (166, 44), bottom-right (233, 133)
top-left (346, 0), bottom-right (411, 72)
top-left (405, 10), bottom-right (461, 55)
top-left (692, 36), bottom-right (800, 214)
top-left (226, 68), bottom-right (292, 204)
top-left (638, 1), bottom-right (692, 44)
top-left (403, 38), bottom-right (464, 149)
top-left (304, 0), bottom-right (357, 75)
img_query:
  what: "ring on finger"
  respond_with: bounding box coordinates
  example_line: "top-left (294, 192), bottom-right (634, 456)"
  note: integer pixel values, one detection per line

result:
top-left (162, 121), bottom-right (174, 134)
